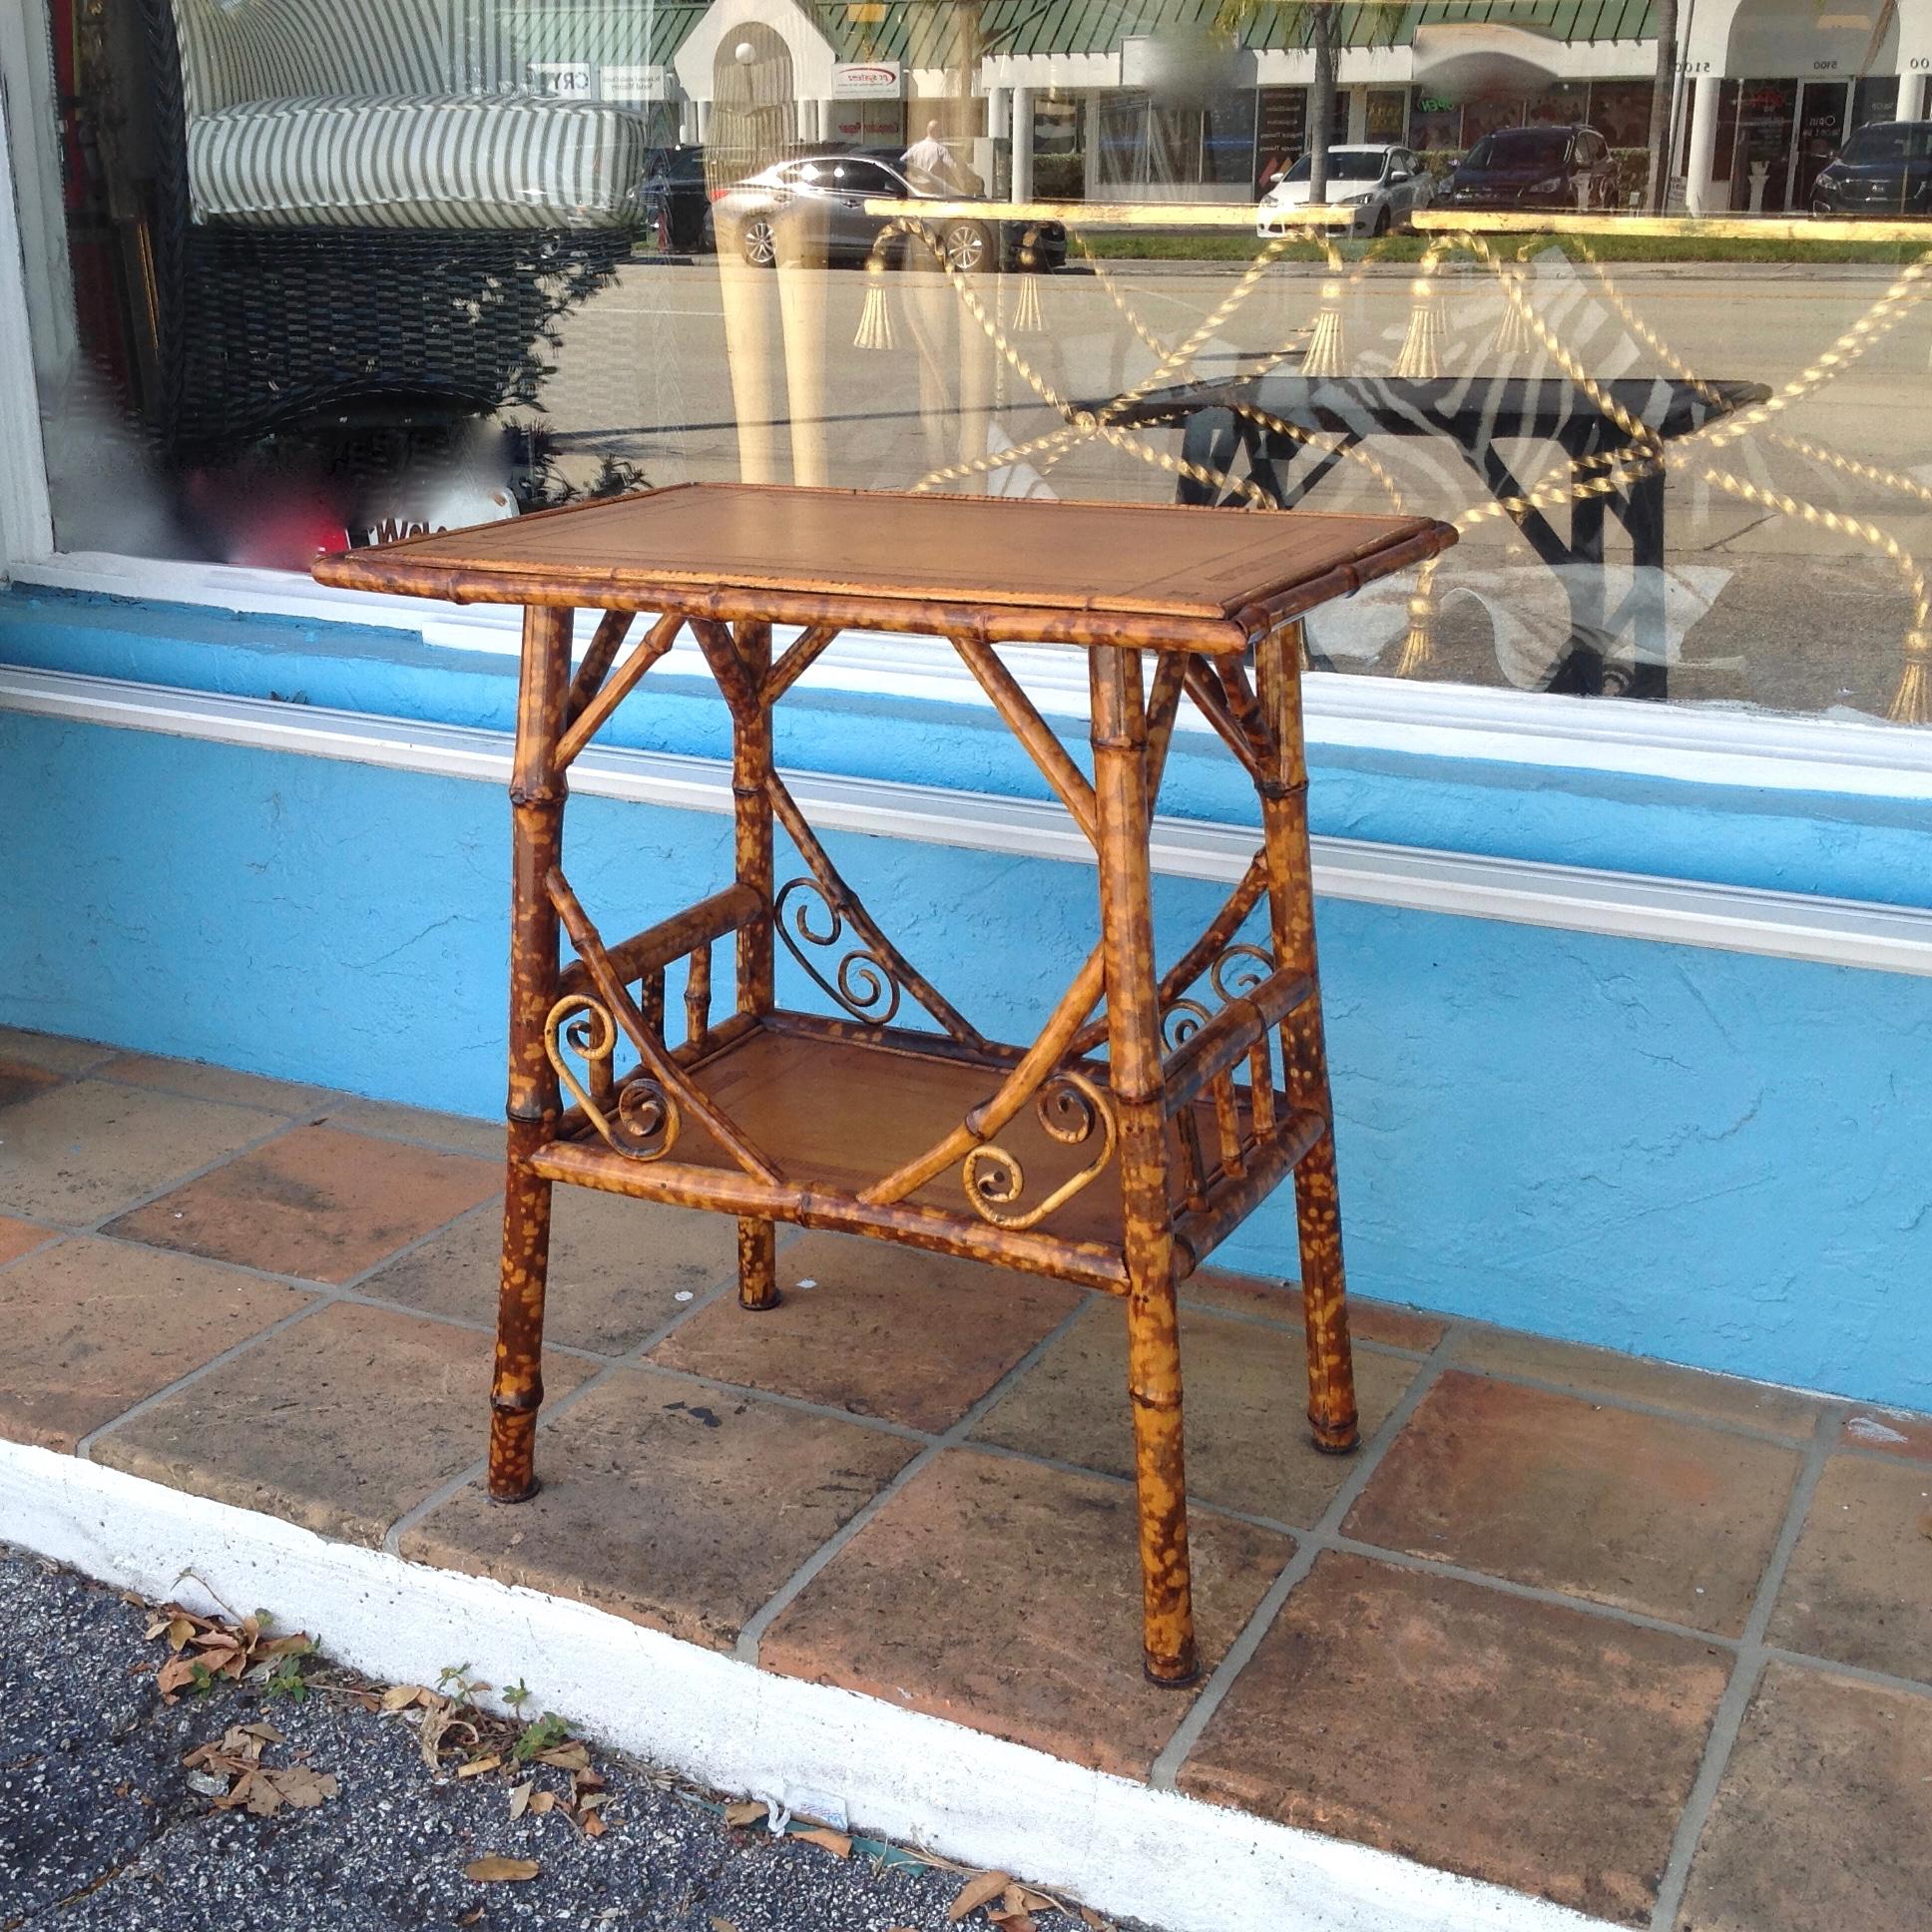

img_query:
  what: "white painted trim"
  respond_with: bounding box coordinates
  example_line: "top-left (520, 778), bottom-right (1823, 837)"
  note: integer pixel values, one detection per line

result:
top-left (13, 554), bottom-right (1932, 802)
top-left (0, 1441), bottom-right (1614, 1932)
top-left (5, 664), bottom-right (1930, 977)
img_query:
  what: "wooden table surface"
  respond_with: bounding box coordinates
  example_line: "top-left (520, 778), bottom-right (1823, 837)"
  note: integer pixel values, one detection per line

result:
top-left (314, 483), bottom-right (1455, 655)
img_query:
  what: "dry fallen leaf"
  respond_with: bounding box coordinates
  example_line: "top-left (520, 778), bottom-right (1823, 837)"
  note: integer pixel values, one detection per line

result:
top-left (988, 1914), bottom-right (1036, 1932)
top-left (948, 1871), bottom-right (1012, 1921)
top-left (269, 1766), bottom-right (339, 1809)
top-left (536, 1741), bottom-right (591, 1771)
top-left (508, 1779), bottom-right (534, 1821)
top-left (155, 1656), bottom-right (204, 1700)
top-left (167, 1616), bottom-right (197, 1651)
top-left (580, 1809), bottom-right (608, 1839)
top-left (723, 1800), bottom-right (768, 1828)
top-left (456, 1754), bottom-right (502, 1779)
top-left (463, 1856), bottom-right (540, 1884)
top-left (239, 1771), bottom-right (283, 1817)
top-left (792, 1826), bottom-right (851, 1858)
top-left (710, 1919), bottom-right (743, 1932)
top-left (528, 1790), bottom-right (558, 1816)
top-left (1078, 1909), bottom-right (1110, 1930)
top-left (380, 1684), bottom-right (426, 1711)
top-left (416, 1697), bottom-right (457, 1770)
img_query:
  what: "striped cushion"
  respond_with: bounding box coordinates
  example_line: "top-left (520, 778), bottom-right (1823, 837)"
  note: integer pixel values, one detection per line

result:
top-left (188, 93), bottom-right (647, 230)
top-left (172, 0), bottom-right (454, 115)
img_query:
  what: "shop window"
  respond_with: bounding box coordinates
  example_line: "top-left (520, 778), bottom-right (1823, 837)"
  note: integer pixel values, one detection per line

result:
top-left (1365, 90), bottom-right (1406, 143)
top-left (7, 1), bottom-right (1932, 732)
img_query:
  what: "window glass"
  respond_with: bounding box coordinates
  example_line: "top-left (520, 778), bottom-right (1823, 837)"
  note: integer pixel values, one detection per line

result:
top-left (10, 0), bottom-right (1932, 728)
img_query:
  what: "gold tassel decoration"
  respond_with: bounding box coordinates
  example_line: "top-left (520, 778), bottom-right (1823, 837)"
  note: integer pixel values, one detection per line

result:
top-left (1392, 561), bottom-right (1440, 679)
top-left (1888, 630), bottom-right (1932, 724)
top-left (853, 249), bottom-right (895, 351)
top-left (1011, 228), bottom-right (1045, 333)
top-left (1393, 273), bottom-right (1444, 379)
top-left (1493, 268), bottom-right (1535, 356)
top-left (1302, 277), bottom-right (1346, 376)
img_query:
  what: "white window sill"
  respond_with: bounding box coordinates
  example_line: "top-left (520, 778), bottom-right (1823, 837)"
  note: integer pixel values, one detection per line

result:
top-left (11, 549), bottom-right (1932, 803)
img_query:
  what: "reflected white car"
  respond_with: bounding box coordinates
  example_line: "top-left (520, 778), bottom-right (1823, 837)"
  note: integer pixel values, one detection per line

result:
top-left (1257, 145), bottom-right (1433, 239)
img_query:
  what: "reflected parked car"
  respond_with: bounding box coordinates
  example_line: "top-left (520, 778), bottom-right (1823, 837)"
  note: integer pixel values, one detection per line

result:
top-left (1810, 120), bottom-right (1932, 217)
top-left (1256, 145), bottom-right (1433, 238)
top-left (716, 154), bottom-right (1066, 271)
top-left (1441, 126), bottom-right (1618, 212)
top-left (642, 146), bottom-right (713, 253)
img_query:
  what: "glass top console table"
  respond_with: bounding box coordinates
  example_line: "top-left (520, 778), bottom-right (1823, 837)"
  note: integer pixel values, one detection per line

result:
top-left (316, 484), bottom-right (1457, 1685)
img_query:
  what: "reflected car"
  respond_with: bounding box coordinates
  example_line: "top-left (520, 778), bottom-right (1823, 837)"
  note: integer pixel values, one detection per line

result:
top-left (715, 154), bottom-right (1066, 272)
top-left (1256, 146), bottom-right (1433, 238)
top-left (1441, 126), bottom-right (1618, 212)
top-left (642, 146), bottom-right (712, 253)
top-left (1810, 120), bottom-right (1932, 217)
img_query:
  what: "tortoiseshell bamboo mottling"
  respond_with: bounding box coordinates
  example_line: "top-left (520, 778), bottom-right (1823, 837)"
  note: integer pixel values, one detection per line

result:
top-left (490, 604), bottom-right (573, 1503)
top-left (314, 486), bottom-right (1455, 1678)
top-left (1091, 647), bottom-right (1198, 1687)
top-left (732, 618), bottom-right (783, 1310)
top-left (1256, 623), bottom-right (1359, 1455)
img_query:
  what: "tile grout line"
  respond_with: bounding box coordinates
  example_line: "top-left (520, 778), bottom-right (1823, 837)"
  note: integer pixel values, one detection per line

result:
top-left (1174, 1293), bottom-right (1434, 1362)
top-left (729, 1293), bottom-right (1101, 1667)
top-left (378, 1227), bottom-right (809, 1556)
top-left (1146, 1326), bottom-right (1461, 1791)
top-left (1644, 1400), bottom-right (1847, 1932)
top-left (63, 1173), bottom-right (520, 1464)
top-left (81, 1061), bottom-right (508, 1163)
top-left (73, 1292), bottom-right (341, 1461)
top-left (1438, 1355), bottom-right (1822, 1451)
top-left (1763, 1644), bottom-right (1932, 1703)
top-left (69, 1115), bottom-right (310, 1238)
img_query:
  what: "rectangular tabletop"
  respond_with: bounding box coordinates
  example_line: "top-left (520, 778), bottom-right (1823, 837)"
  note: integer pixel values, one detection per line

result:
top-left (313, 483), bottom-right (1455, 654)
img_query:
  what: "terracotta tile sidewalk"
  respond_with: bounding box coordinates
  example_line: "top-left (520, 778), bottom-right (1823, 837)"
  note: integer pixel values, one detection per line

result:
top-left (1, 1027), bottom-right (1928, 1931)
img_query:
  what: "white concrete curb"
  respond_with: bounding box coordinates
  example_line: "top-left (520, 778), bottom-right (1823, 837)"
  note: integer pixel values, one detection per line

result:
top-left (0, 1441), bottom-right (1616, 1932)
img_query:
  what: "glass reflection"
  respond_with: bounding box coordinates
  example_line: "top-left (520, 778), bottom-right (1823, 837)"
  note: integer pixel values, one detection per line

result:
top-left (11, 0), bottom-right (1926, 722)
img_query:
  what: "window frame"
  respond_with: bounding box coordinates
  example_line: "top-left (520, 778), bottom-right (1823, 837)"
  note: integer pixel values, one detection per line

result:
top-left (1, 24), bottom-right (1929, 806)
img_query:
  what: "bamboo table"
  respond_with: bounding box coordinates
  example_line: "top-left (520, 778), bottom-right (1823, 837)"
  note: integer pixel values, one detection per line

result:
top-left (315, 484), bottom-right (1457, 1684)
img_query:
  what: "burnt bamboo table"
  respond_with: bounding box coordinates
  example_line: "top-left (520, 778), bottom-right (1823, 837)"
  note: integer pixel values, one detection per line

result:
top-left (316, 484), bottom-right (1457, 1685)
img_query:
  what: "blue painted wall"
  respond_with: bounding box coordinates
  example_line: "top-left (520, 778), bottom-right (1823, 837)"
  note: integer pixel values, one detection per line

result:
top-left (2, 588), bottom-right (1930, 1408)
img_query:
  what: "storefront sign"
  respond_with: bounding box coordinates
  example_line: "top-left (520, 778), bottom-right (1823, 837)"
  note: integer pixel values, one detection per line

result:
top-left (832, 62), bottom-right (902, 100)
top-left (601, 65), bottom-right (673, 104)
top-left (528, 62), bottom-right (594, 98)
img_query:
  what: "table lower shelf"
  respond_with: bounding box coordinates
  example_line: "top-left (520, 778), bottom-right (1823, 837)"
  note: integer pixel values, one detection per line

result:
top-left (530, 1013), bottom-right (1323, 1291)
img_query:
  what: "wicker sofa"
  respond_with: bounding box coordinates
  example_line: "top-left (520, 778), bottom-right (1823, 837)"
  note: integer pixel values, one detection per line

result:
top-left (141, 0), bottom-right (649, 456)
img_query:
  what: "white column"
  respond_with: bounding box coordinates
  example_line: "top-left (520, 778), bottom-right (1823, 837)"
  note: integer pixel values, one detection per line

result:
top-left (1011, 86), bottom-right (1034, 202)
top-left (1345, 87), bottom-right (1367, 143)
top-left (1685, 75), bottom-right (1721, 216)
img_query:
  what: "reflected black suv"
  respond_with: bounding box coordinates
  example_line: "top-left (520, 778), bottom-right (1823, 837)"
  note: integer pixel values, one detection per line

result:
top-left (1441, 125), bottom-right (1618, 212)
top-left (1811, 121), bottom-right (1932, 217)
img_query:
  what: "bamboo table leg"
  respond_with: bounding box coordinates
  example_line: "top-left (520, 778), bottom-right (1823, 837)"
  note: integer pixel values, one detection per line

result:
top-left (1255, 623), bottom-right (1359, 1455)
top-left (1091, 644), bottom-right (1198, 1688)
top-left (491, 605), bottom-right (574, 1502)
top-left (731, 619), bottom-right (782, 1313)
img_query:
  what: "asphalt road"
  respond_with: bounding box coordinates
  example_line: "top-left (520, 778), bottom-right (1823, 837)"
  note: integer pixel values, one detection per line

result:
top-left (0, 1547), bottom-right (1142, 1932)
